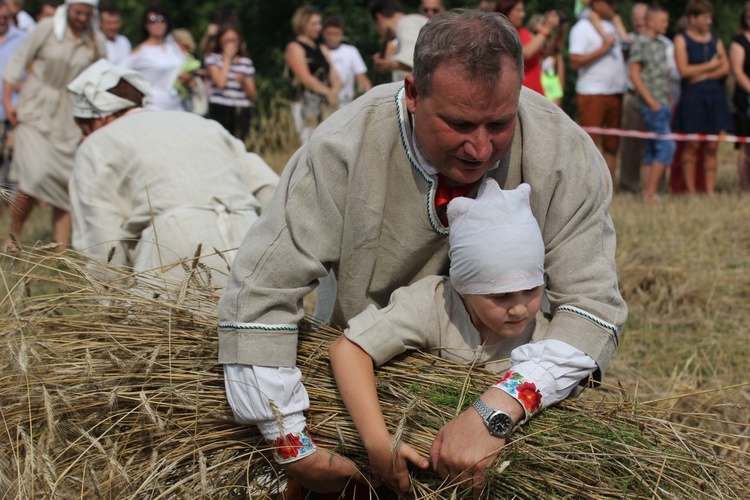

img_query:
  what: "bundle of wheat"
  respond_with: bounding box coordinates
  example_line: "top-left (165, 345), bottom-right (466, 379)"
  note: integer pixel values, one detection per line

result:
top-left (1, 248), bottom-right (748, 498)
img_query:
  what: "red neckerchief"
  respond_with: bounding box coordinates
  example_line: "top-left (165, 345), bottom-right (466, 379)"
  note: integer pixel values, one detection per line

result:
top-left (435, 174), bottom-right (476, 225)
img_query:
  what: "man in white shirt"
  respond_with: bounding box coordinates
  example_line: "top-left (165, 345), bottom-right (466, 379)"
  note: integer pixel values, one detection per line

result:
top-left (99, 4), bottom-right (130, 65)
top-left (322, 15), bottom-right (372, 107)
top-left (569, 0), bottom-right (628, 184)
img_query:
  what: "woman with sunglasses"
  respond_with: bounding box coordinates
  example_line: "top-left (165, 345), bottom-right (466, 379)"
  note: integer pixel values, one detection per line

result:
top-left (121, 6), bottom-right (185, 111)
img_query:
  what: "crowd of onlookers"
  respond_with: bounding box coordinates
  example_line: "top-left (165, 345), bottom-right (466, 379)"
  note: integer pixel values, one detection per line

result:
top-left (2, 0), bottom-right (750, 255)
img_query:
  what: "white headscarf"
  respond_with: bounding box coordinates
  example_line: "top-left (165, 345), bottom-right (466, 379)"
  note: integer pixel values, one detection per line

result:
top-left (53, 0), bottom-right (99, 41)
top-left (68, 59), bottom-right (152, 119)
top-left (447, 179), bottom-right (545, 295)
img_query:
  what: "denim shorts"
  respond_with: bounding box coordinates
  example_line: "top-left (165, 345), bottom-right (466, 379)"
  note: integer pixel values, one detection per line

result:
top-left (639, 105), bottom-right (676, 166)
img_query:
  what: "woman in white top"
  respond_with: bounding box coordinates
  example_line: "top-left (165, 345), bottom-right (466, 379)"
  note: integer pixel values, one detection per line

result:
top-left (120, 6), bottom-right (184, 111)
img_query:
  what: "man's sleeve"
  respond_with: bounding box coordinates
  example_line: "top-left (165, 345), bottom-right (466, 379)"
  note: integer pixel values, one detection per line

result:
top-left (344, 276), bottom-right (444, 366)
top-left (3, 21), bottom-right (49, 85)
top-left (520, 96), bottom-right (627, 377)
top-left (69, 141), bottom-right (132, 268)
top-left (217, 141), bottom-right (349, 368)
top-left (567, 23), bottom-right (590, 56)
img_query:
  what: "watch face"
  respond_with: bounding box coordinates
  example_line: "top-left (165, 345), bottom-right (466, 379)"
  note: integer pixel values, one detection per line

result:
top-left (488, 412), bottom-right (513, 437)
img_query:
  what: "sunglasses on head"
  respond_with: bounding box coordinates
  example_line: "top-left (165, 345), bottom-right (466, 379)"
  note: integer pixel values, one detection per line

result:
top-left (147, 14), bottom-right (166, 24)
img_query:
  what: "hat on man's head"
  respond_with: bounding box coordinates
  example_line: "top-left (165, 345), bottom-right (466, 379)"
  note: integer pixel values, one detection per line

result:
top-left (68, 59), bottom-right (152, 119)
top-left (447, 179), bottom-right (545, 295)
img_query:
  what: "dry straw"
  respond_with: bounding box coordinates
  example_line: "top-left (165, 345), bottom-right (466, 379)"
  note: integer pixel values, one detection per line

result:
top-left (1, 246), bottom-right (748, 498)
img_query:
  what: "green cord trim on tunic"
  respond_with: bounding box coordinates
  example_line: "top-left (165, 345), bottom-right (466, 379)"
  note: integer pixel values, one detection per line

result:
top-left (394, 87), bottom-right (448, 237)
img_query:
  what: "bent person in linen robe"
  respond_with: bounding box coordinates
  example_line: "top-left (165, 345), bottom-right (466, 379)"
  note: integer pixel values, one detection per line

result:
top-left (67, 60), bottom-right (278, 288)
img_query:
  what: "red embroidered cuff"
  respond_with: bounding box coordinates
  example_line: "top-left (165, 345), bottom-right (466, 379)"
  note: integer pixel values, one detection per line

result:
top-left (266, 427), bottom-right (317, 464)
top-left (493, 370), bottom-right (543, 422)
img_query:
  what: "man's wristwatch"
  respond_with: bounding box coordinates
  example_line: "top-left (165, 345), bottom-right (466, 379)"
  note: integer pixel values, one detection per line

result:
top-left (472, 399), bottom-right (515, 439)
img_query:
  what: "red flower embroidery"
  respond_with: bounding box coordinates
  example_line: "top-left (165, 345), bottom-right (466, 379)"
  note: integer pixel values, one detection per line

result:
top-left (497, 370), bottom-right (515, 385)
top-left (273, 433), bottom-right (303, 460)
top-left (516, 382), bottom-right (542, 413)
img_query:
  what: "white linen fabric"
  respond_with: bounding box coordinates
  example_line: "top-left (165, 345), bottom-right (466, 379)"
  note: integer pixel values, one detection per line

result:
top-left (68, 58), bottom-right (152, 118)
top-left (447, 179), bottom-right (544, 295)
top-left (69, 110), bottom-right (278, 287)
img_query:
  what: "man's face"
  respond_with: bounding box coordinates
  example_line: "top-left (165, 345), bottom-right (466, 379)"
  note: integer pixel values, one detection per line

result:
top-left (592, 0), bottom-right (616, 21)
top-left (0, 6), bottom-right (9, 36)
top-left (322, 26), bottom-right (343, 50)
top-left (405, 59), bottom-right (521, 185)
top-left (373, 13), bottom-right (388, 37)
top-left (100, 12), bottom-right (122, 41)
top-left (420, 0), bottom-right (445, 19)
top-left (648, 11), bottom-right (669, 36)
top-left (632, 5), bottom-right (648, 34)
top-left (67, 3), bottom-right (94, 33)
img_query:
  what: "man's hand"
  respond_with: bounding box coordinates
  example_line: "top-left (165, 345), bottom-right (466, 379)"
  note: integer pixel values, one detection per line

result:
top-left (281, 447), bottom-right (367, 493)
top-left (430, 406), bottom-right (504, 496)
top-left (430, 389), bottom-right (524, 496)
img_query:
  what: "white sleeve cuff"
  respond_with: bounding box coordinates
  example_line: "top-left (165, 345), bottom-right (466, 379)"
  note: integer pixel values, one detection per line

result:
top-left (223, 364), bottom-right (310, 440)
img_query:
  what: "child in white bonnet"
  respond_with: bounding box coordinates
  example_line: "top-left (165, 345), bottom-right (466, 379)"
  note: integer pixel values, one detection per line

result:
top-left (329, 178), bottom-right (555, 492)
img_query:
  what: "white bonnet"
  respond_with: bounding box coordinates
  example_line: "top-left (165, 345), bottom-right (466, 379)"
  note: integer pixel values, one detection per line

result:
top-left (447, 178), bottom-right (545, 295)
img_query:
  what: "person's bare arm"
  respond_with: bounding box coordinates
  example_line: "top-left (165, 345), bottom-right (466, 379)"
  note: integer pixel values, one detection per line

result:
top-left (730, 41), bottom-right (750, 94)
top-left (569, 34), bottom-right (615, 69)
top-left (522, 11), bottom-right (560, 61)
top-left (285, 41), bottom-right (331, 96)
top-left (356, 72), bottom-right (372, 94)
top-left (329, 336), bottom-right (428, 493)
top-left (2, 80), bottom-right (17, 126)
top-left (241, 74), bottom-right (257, 102)
top-left (674, 33), bottom-right (721, 80)
top-left (704, 39), bottom-right (729, 80)
top-left (630, 60), bottom-right (659, 111)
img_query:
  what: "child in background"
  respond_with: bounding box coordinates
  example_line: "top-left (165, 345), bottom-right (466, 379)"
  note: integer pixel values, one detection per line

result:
top-left (330, 179), bottom-right (596, 493)
top-left (629, 5), bottom-right (676, 203)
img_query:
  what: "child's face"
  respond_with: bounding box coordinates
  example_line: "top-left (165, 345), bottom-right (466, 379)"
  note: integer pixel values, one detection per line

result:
top-left (463, 286), bottom-right (543, 343)
top-left (322, 26), bottom-right (343, 50)
top-left (648, 12), bottom-right (669, 36)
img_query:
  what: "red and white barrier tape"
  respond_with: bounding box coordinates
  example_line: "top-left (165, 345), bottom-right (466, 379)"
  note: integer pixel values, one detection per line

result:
top-left (582, 126), bottom-right (750, 143)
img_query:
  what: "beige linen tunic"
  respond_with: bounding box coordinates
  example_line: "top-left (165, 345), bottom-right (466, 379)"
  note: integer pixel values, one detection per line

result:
top-left (218, 83), bottom-right (628, 377)
top-left (4, 18), bottom-right (105, 210)
top-left (345, 275), bottom-right (549, 374)
top-left (69, 111), bottom-right (279, 287)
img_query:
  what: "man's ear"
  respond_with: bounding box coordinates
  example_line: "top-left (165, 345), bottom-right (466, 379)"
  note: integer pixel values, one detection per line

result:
top-left (404, 74), bottom-right (419, 114)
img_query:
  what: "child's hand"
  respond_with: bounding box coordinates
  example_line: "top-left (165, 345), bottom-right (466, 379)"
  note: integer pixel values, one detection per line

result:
top-left (368, 439), bottom-right (429, 493)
